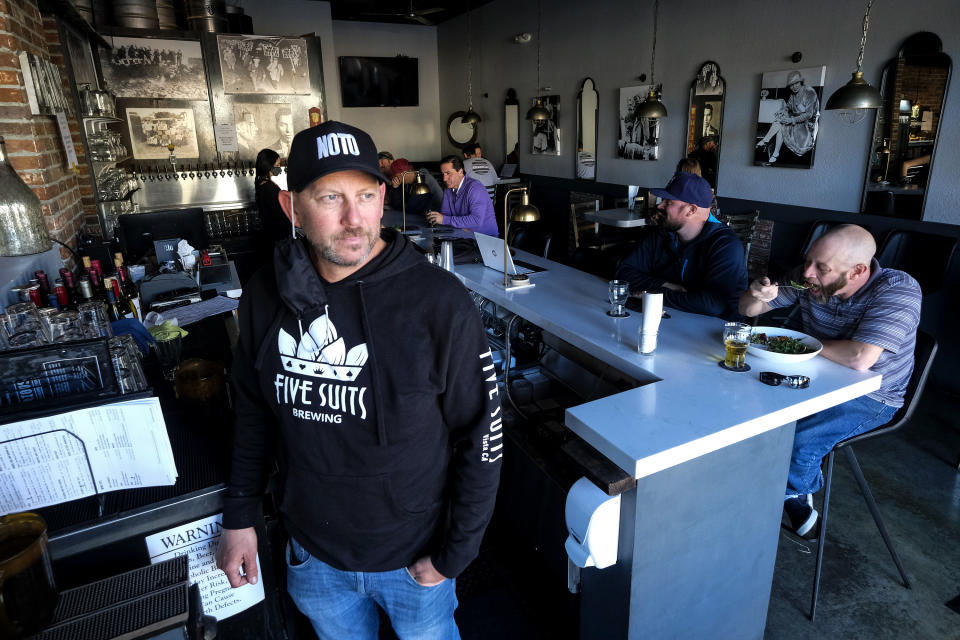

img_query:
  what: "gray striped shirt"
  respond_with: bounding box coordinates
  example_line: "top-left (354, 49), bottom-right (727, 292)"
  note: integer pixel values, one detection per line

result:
top-left (769, 259), bottom-right (921, 406)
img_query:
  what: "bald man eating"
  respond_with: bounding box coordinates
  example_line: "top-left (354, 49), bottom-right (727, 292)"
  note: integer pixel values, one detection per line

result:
top-left (739, 224), bottom-right (921, 538)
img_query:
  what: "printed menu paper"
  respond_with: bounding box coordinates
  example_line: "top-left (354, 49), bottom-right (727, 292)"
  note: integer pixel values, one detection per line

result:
top-left (0, 397), bottom-right (177, 515)
top-left (145, 513), bottom-right (264, 620)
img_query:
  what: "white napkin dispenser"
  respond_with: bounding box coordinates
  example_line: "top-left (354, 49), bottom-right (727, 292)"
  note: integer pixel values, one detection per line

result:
top-left (564, 477), bottom-right (621, 569)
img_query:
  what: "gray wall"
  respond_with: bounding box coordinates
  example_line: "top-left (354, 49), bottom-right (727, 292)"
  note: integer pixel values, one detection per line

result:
top-left (437, 0), bottom-right (960, 224)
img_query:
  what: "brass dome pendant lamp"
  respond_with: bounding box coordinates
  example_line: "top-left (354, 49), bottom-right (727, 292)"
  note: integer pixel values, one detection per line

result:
top-left (635, 0), bottom-right (667, 119)
top-left (525, 0), bottom-right (550, 121)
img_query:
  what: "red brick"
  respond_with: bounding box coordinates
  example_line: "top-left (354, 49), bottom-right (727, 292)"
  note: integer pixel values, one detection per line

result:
top-left (0, 68), bottom-right (17, 84)
top-left (0, 52), bottom-right (19, 69)
top-left (7, 154), bottom-right (42, 171)
top-left (0, 121), bottom-right (33, 136)
top-left (2, 136), bottom-right (40, 153)
top-left (0, 33), bottom-right (22, 51)
top-left (0, 86), bottom-right (25, 103)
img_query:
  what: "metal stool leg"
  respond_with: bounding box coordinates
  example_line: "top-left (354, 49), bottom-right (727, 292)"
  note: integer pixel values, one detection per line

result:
top-left (810, 450), bottom-right (835, 622)
top-left (842, 446), bottom-right (910, 588)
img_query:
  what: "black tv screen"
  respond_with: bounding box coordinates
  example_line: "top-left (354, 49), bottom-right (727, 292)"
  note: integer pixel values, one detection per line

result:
top-left (339, 56), bottom-right (419, 107)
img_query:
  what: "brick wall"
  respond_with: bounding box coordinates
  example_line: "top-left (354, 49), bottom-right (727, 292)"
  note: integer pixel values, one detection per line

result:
top-left (0, 0), bottom-right (88, 264)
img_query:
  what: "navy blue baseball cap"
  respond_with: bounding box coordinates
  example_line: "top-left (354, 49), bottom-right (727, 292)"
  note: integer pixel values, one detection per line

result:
top-left (287, 121), bottom-right (386, 192)
top-left (649, 172), bottom-right (713, 208)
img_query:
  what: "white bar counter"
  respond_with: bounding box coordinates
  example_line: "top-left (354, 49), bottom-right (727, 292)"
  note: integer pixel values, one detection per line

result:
top-left (455, 251), bottom-right (880, 478)
top-left (455, 249), bottom-right (881, 639)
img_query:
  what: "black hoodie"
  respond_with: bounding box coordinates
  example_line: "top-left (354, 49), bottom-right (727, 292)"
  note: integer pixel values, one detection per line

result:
top-left (615, 221), bottom-right (748, 320)
top-left (223, 229), bottom-right (502, 578)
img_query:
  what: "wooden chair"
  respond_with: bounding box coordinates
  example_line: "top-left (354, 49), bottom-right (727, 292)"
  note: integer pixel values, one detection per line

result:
top-left (569, 199), bottom-right (602, 257)
top-left (808, 330), bottom-right (937, 621)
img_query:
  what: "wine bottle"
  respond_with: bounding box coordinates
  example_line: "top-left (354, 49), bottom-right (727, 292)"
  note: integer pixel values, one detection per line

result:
top-left (104, 289), bottom-right (122, 322)
top-left (109, 276), bottom-right (138, 320)
top-left (113, 252), bottom-right (142, 318)
top-left (77, 276), bottom-right (95, 304)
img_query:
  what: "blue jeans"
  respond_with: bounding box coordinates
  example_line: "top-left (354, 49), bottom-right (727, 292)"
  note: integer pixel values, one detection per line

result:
top-left (286, 537), bottom-right (460, 640)
top-left (787, 395), bottom-right (897, 497)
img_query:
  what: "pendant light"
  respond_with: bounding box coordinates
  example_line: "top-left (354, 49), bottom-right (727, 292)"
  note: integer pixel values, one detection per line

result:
top-left (525, 0), bottom-right (550, 121)
top-left (635, 0), bottom-right (667, 119)
top-left (461, 4), bottom-right (482, 125)
top-left (826, 0), bottom-right (882, 111)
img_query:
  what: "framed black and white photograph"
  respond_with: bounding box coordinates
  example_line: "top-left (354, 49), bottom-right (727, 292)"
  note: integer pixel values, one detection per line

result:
top-left (530, 95), bottom-right (560, 155)
top-left (219, 35), bottom-right (311, 95)
top-left (18, 52), bottom-right (70, 115)
top-left (100, 37), bottom-right (207, 100)
top-left (754, 66), bottom-right (825, 169)
top-left (233, 102), bottom-right (294, 160)
top-left (618, 85), bottom-right (660, 161)
top-left (695, 62), bottom-right (723, 95)
top-left (126, 107), bottom-right (200, 159)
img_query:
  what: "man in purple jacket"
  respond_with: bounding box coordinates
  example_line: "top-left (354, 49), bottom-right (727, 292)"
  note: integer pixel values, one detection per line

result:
top-left (426, 155), bottom-right (499, 237)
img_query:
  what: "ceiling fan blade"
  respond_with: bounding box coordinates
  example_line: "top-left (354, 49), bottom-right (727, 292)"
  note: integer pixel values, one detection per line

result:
top-left (413, 15), bottom-right (433, 25)
top-left (415, 7), bottom-right (444, 15)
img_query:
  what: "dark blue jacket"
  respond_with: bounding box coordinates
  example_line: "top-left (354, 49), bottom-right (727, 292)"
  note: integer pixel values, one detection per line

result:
top-left (615, 221), bottom-right (748, 320)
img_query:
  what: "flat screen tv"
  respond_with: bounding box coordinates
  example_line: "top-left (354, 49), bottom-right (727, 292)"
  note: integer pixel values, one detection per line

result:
top-left (339, 56), bottom-right (419, 107)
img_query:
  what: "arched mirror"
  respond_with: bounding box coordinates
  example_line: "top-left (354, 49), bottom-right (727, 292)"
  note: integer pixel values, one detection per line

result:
top-left (447, 111), bottom-right (478, 148)
top-left (576, 78), bottom-right (598, 180)
top-left (685, 61), bottom-right (725, 190)
top-left (504, 88), bottom-right (519, 169)
top-left (861, 32), bottom-right (951, 220)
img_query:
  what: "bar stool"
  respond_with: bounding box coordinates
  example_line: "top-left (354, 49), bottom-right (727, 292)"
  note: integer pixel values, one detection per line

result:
top-left (809, 330), bottom-right (938, 621)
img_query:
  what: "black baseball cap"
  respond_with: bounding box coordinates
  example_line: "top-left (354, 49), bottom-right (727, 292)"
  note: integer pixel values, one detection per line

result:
top-left (649, 172), bottom-right (713, 208)
top-left (287, 121), bottom-right (386, 192)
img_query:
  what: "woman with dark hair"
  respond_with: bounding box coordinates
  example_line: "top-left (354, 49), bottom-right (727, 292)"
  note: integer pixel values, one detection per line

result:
top-left (255, 148), bottom-right (290, 243)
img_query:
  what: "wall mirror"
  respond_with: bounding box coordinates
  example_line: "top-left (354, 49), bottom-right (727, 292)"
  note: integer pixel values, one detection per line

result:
top-left (685, 61), bottom-right (725, 190)
top-left (504, 88), bottom-right (519, 168)
top-left (576, 78), bottom-right (598, 180)
top-left (447, 111), bottom-right (478, 148)
top-left (861, 32), bottom-right (951, 220)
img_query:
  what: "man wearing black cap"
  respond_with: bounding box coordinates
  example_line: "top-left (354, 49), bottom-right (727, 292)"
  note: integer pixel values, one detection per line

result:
top-left (615, 172), bottom-right (748, 319)
top-left (216, 121), bottom-right (501, 639)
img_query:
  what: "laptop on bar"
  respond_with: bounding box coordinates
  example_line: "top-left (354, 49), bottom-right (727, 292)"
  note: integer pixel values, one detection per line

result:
top-left (474, 232), bottom-right (546, 276)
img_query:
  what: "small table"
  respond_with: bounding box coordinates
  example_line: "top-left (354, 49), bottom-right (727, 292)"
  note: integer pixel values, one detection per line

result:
top-left (585, 207), bottom-right (647, 228)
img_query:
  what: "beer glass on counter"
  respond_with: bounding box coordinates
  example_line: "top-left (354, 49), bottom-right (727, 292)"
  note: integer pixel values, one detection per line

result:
top-left (722, 322), bottom-right (751, 370)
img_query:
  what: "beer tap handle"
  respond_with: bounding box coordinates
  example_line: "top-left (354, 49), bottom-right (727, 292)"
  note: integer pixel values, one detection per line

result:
top-left (204, 164), bottom-right (210, 178)
top-left (227, 162), bottom-right (233, 177)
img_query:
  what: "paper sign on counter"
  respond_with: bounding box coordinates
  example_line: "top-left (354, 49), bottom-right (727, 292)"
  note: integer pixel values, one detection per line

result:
top-left (0, 397), bottom-right (178, 516)
top-left (145, 513), bottom-right (264, 620)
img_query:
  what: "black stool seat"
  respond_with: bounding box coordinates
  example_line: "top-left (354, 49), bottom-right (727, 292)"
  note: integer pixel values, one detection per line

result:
top-left (808, 330), bottom-right (937, 621)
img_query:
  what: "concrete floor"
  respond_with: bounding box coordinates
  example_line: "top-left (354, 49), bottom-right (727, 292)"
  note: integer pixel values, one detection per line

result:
top-left (765, 388), bottom-right (960, 639)
top-left (450, 388), bottom-right (960, 639)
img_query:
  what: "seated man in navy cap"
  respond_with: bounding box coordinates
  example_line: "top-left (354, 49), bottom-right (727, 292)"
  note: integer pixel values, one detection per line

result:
top-left (615, 172), bottom-right (748, 319)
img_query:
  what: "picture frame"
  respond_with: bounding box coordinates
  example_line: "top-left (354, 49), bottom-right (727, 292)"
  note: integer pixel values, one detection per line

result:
top-left (531, 95), bottom-right (560, 155)
top-left (218, 35), bottom-right (311, 95)
top-left (100, 36), bottom-right (208, 100)
top-left (753, 66), bottom-right (826, 169)
top-left (617, 85), bottom-right (660, 161)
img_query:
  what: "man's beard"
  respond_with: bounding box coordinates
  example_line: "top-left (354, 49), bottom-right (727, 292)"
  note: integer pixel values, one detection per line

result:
top-left (311, 227), bottom-right (379, 267)
top-left (810, 273), bottom-right (848, 302)
top-left (659, 215), bottom-right (682, 233)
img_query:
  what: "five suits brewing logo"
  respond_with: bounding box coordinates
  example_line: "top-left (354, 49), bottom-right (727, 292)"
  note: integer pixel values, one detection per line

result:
top-left (274, 313), bottom-right (369, 423)
top-left (278, 313), bottom-right (368, 380)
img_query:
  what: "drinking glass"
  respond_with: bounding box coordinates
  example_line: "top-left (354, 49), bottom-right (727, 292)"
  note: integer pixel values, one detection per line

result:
top-left (607, 280), bottom-right (630, 317)
top-left (77, 301), bottom-right (113, 339)
top-left (5, 302), bottom-right (49, 349)
top-left (154, 333), bottom-right (183, 382)
top-left (722, 322), bottom-right (752, 370)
